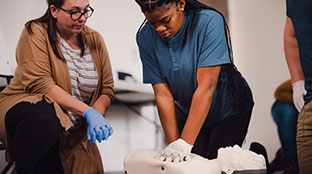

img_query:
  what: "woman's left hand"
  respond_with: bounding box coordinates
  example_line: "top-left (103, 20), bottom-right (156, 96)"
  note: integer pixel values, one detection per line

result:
top-left (83, 107), bottom-right (113, 144)
top-left (158, 138), bottom-right (193, 162)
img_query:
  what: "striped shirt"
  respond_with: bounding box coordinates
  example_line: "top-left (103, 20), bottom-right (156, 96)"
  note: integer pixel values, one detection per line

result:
top-left (60, 37), bottom-right (98, 125)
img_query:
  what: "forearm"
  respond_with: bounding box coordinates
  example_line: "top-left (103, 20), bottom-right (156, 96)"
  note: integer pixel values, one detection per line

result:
top-left (156, 95), bottom-right (179, 144)
top-left (93, 94), bottom-right (111, 115)
top-left (46, 85), bottom-right (89, 116)
top-left (284, 17), bottom-right (304, 83)
top-left (284, 38), bottom-right (304, 83)
top-left (180, 88), bottom-right (213, 145)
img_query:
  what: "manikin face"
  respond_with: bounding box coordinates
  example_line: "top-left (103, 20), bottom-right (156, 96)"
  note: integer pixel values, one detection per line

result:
top-left (217, 145), bottom-right (266, 173)
top-left (143, 1), bottom-right (185, 39)
top-left (50, 0), bottom-right (90, 37)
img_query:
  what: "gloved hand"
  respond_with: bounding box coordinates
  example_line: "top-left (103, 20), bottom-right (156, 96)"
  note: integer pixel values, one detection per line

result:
top-left (158, 138), bottom-right (193, 162)
top-left (83, 107), bottom-right (113, 144)
top-left (292, 80), bottom-right (306, 112)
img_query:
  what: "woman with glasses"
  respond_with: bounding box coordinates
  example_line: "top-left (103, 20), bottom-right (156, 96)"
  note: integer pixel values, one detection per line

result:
top-left (134, 0), bottom-right (254, 163)
top-left (0, 0), bottom-right (114, 173)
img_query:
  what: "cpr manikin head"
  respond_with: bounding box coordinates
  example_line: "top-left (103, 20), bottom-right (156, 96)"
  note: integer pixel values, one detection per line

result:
top-left (217, 145), bottom-right (266, 174)
top-left (124, 145), bottom-right (266, 174)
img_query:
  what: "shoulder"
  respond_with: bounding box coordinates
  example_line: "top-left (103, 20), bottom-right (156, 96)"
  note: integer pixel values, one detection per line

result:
top-left (17, 22), bottom-right (49, 54)
top-left (136, 23), bottom-right (155, 46)
top-left (188, 9), bottom-right (225, 36)
top-left (194, 9), bottom-right (223, 19)
top-left (28, 22), bottom-right (48, 32)
top-left (191, 9), bottom-right (224, 26)
top-left (21, 22), bottom-right (48, 40)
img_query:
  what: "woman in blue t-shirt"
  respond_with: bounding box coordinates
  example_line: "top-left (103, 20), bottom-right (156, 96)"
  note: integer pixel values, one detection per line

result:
top-left (135, 0), bottom-right (254, 161)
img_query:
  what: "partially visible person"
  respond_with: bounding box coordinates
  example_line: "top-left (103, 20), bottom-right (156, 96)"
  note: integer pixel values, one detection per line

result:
top-left (0, 0), bottom-right (114, 173)
top-left (284, 0), bottom-right (312, 173)
top-left (270, 79), bottom-right (299, 174)
top-left (134, 0), bottom-right (254, 163)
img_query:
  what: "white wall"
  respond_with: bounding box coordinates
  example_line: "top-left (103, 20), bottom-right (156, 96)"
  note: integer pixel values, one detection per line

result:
top-left (0, 24), bottom-right (11, 76)
top-left (87, 0), bottom-right (145, 80)
top-left (228, 0), bottom-right (289, 161)
top-left (0, 0), bottom-right (48, 73)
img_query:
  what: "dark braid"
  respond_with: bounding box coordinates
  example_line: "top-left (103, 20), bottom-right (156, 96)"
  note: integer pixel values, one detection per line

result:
top-left (135, 0), bottom-right (245, 110)
top-left (25, 0), bottom-right (85, 60)
top-left (135, 0), bottom-right (180, 12)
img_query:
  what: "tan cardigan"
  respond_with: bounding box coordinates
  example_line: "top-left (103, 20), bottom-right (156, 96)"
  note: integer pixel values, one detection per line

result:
top-left (0, 22), bottom-right (114, 173)
top-left (274, 79), bottom-right (293, 103)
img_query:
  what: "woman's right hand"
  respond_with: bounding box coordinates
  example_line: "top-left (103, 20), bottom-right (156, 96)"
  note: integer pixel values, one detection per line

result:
top-left (83, 107), bottom-right (113, 144)
top-left (158, 138), bottom-right (193, 162)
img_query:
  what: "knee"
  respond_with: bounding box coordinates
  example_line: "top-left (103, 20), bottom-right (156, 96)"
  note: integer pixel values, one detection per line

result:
top-left (31, 113), bottom-right (62, 134)
top-left (20, 101), bottom-right (62, 136)
top-left (271, 101), bottom-right (298, 123)
top-left (5, 101), bottom-right (62, 139)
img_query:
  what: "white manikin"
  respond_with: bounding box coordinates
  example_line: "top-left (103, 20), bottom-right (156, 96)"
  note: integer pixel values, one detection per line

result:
top-left (124, 145), bottom-right (266, 174)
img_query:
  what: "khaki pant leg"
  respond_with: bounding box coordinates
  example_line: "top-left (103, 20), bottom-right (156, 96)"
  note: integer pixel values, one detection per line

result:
top-left (59, 121), bottom-right (104, 174)
top-left (297, 101), bottom-right (312, 174)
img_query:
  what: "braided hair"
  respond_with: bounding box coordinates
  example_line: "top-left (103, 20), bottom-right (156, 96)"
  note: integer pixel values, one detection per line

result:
top-left (135, 0), bottom-right (245, 110)
top-left (25, 0), bottom-right (85, 60)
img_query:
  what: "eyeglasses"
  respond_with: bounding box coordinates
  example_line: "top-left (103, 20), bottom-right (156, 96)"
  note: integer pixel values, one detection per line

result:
top-left (58, 6), bottom-right (94, 21)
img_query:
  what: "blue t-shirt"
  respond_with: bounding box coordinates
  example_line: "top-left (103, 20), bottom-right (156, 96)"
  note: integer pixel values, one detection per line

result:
top-left (287, 0), bottom-right (312, 104)
top-left (137, 9), bottom-right (254, 129)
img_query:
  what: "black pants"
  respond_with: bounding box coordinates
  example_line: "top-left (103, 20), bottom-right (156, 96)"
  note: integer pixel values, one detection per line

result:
top-left (5, 98), bottom-right (64, 174)
top-left (178, 111), bottom-right (252, 160)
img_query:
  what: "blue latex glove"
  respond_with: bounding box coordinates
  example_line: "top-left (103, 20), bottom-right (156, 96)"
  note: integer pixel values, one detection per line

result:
top-left (83, 107), bottom-right (113, 144)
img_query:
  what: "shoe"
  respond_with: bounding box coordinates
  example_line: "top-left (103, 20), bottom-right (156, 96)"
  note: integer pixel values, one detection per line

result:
top-left (270, 148), bottom-right (298, 173)
top-left (281, 163), bottom-right (299, 174)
